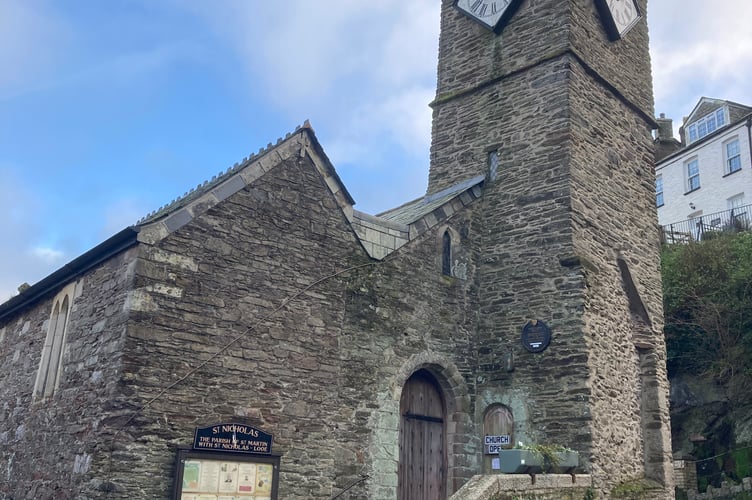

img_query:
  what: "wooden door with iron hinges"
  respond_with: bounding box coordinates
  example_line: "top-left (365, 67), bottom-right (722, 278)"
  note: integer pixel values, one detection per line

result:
top-left (398, 369), bottom-right (446, 500)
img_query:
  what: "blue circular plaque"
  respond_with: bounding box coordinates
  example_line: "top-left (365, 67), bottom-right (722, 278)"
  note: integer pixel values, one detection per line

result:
top-left (521, 320), bottom-right (551, 353)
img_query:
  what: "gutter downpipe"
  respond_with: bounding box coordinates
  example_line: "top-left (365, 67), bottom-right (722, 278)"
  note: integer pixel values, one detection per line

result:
top-left (747, 117), bottom-right (752, 170)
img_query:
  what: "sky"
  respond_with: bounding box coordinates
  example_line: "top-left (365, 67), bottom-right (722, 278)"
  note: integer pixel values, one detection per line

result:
top-left (1, 0), bottom-right (752, 302)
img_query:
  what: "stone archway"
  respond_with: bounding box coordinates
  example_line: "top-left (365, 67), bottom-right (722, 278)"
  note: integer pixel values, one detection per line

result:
top-left (365, 353), bottom-right (473, 498)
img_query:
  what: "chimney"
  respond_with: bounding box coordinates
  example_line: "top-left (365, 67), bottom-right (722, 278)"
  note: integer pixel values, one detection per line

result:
top-left (656, 113), bottom-right (674, 141)
top-left (654, 113), bottom-right (683, 161)
top-left (679, 116), bottom-right (688, 146)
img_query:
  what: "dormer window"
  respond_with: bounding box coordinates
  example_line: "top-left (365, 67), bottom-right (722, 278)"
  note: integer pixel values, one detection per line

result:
top-left (687, 108), bottom-right (727, 144)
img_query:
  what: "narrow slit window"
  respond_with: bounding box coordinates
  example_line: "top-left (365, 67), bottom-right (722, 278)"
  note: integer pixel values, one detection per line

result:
top-left (442, 231), bottom-right (452, 276)
top-left (488, 150), bottom-right (499, 181)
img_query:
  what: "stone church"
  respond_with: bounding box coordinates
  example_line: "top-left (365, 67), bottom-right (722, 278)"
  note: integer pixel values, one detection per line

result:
top-left (0, 0), bottom-right (674, 498)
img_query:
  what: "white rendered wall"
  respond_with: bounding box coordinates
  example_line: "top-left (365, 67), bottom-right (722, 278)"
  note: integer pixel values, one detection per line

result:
top-left (657, 121), bottom-right (752, 226)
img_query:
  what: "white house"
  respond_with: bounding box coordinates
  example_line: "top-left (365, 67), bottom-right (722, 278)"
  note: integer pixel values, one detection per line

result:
top-left (655, 98), bottom-right (752, 240)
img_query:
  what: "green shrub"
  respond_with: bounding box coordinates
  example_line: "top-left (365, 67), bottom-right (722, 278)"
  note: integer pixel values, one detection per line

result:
top-left (662, 233), bottom-right (752, 400)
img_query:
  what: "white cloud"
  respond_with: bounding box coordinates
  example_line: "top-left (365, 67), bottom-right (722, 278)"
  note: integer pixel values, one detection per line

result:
top-left (32, 247), bottom-right (65, 265)
top-left (650, 0), bottom-right (752, 124)
top-left (371, 0), bottom-right (440, 87)
top-left (0, 168), bottom-right (69, 302)
top-left (326, 85), bottom-right (435, 167)
top-left (180, 0), bottom-right (439, 212)
top-left (381, 87), bottom-right (436, 153)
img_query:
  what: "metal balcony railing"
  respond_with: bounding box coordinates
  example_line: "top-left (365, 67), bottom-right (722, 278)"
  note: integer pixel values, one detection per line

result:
top-left (661, 204), bottom-right (752, 244)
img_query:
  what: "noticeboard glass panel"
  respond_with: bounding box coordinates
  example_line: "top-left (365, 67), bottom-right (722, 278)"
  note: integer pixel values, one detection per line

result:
top-left (173, 448), bottom-right (280, 500)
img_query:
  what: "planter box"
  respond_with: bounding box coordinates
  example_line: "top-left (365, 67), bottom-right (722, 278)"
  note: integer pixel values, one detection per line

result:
top-left (498, 449), bottom-right (579, 474)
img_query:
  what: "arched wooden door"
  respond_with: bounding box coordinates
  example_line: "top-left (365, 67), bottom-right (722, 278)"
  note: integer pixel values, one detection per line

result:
top-left (398, 370), bottom-right (446, 500)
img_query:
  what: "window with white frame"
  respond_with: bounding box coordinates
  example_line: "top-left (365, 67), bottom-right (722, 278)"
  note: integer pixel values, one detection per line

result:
top-left (728, 193), bottom-right (745, 211)
top-left (688, 125), bottom-right (697, 143)
top-left (687, 107), bottom-right (727, 144)
top-left (34, 282), bottom-right (77, 400)
top-left (686, 158), bottom-right (700, 192)
top-left (724, 137), bottom-right (742, 174)
top-left (655, 176), bottom-right (664, 207)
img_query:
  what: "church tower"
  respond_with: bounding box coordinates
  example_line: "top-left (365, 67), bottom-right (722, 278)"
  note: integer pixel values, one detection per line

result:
top-left (429, 0), bottom-right (673, 495)
top-left (0, 2), bottom-right (677, 499)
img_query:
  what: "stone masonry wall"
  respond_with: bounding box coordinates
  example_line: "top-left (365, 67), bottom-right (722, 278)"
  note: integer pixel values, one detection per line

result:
top-left (100, 154), bottom-right (365, 499)
top-left (569, 58), bottom-right (673, 495)
top-left (687, 478), bottom-right (752, 499)
top-left (96, 151), bottom-right (482, 499)
top-left (469, 56), bottom-right (594, 465)
top-left (429, 0), bottom-right (673, 497)
top-left (430, 20), bottom-right (595, 465)
top-left (568, 4), bottom-right (673, 493)
top-left (429, 0), bottom-right (572, 193)
top-left (569, 0), bottom-right (655, 118)
top-left (338, 208), bottom-right (480, 497)
top-left (0, 247), bottom-right (137, 499)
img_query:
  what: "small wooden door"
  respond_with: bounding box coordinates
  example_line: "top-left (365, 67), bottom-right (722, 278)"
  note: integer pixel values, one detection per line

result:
top-left (483, 405), bottom-right (514, 473)
top-left (398, 370), bottom-right (446, 500)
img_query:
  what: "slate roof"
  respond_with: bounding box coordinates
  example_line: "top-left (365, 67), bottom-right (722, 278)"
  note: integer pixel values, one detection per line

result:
top-left (378, 175), bottom-right (485, 225)
top-left (347, 174), bottom-right (485, 260)
top-left (0, 123), bottom-right (486, 317)
top-left (0, 121), bottom-right (353, 320)
top-left (658, 100), bottom-right (752, 165)
top-left (684, 97), bottom-right (752, 126)
top-left (138, 120), bottom-right (354, 226)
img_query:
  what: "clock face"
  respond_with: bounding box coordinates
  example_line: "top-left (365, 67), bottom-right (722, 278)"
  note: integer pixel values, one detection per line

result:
top-left (597, 0), bottom-right (641, 39)
top-left (455, 0), bottom-right (519, 31)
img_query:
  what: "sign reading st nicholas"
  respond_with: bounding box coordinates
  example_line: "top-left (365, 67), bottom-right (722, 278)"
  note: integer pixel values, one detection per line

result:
top-left (173, 423), bottom-right (280, 500)
top-left (193, 423), bottom-right (273, 454)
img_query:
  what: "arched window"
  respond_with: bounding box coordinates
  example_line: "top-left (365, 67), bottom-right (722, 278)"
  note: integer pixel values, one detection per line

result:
top-left (34, 283), bottom-right (76, 400)
top-left (442, 230), bottom-right (452, 276)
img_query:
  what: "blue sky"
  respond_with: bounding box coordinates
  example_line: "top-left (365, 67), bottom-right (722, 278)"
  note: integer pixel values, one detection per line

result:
top-left (2, 0), bottom-right (752, 301)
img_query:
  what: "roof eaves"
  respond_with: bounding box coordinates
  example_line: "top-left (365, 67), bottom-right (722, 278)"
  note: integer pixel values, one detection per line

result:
top-left (657, 111), bottom-right (752, 166)
top-left (0, 121), bottom-right (353, 322)
top-left (685, 97), bottom-right (724, 124)
top-left (352, 175), bottom-right (485, 260)
top-left (136, 121), bottom-right (357, 244)
top-left (378, 174), bottom-right (485, 225)
top-left (0, 227), bottom-right (140, 322)
top-left (299, 123), bottom-right (356, 207)
top-left (138, 123), bottom-right (313, 226)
